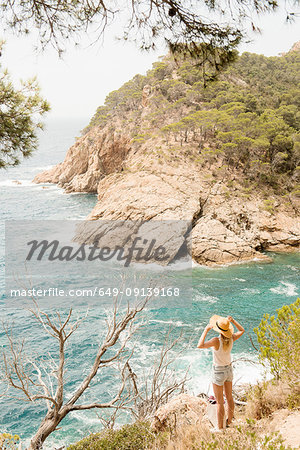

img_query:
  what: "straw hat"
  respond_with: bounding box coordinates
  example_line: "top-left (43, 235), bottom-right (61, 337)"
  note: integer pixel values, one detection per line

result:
top-left (209, 315), bottom-right (233, 338)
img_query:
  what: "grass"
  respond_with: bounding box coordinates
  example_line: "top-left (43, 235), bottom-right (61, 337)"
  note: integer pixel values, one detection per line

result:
top-left (159, 422), bottom-right (290, 450)
top-left (67, 411), bottom-right (292, 450)
top-left (245, 378), bottom-right (300, 419)
top-left (245, 380), bottom-right (291, 419)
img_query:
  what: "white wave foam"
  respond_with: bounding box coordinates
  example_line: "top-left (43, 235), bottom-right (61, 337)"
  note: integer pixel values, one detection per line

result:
top-left (270, 281), bottom-right (298, 297)
top-left (32, 165), bottom-right (54, 171)
top-left (0, 178), bottom-right (60, 190)
top-left (0, 179), bottom-right (36, 187)
top-left (233, 277), bottom-right (246, 282)
top-left (69, 191), bottom-right (96, 196)
top-left (187, 352), bottom-right (266, 396)
top-left (241, 288), bottom-right (260, 294)
top-left (149, 319), bottom-right (192, 327)
top-left (21, 165), bottom-right (54, 172)
top-left (194, 293), bottom-right (218, 303)
top-left (71, 411), bottom-right (100, 425)
top-left (131, 256), bottom-right (193, 272)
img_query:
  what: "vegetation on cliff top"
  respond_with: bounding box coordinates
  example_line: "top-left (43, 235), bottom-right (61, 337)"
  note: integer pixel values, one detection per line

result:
top-left (86, 44), bottom-right (300, 195)
top-left (67, 420), bottom-right (289, 450)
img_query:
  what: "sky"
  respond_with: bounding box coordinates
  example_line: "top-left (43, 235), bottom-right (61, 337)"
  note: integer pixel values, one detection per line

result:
top-left (1, 5), bottom-right (299, 122)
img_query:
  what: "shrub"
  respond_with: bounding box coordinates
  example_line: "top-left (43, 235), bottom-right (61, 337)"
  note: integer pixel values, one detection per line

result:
top-left (253, 298), bottom-right (300, 413)
top-left (245, 380), bottom-right (290, 419)
top-left (254, 298), bottom-right (300, 380)
top-left (67, 421), bottom-right (162, 450)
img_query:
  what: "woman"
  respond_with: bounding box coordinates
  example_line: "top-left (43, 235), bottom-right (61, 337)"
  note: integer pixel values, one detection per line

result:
top-left (197, 315), bottom-right (245, 430)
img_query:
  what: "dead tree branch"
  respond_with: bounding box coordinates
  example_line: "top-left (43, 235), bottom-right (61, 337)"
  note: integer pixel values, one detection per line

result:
top-left (1, 292), bottom-right (151, 450)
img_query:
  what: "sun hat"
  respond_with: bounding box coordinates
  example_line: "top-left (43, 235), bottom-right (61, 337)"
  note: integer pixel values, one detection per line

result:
top-left (209, 315), bottom-right (233, 338)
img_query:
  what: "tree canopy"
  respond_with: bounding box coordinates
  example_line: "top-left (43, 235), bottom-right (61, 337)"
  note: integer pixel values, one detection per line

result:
top-left (0, 0), bottom-right (296, 55)
top-left (0, 43), bottom-right (50, 168)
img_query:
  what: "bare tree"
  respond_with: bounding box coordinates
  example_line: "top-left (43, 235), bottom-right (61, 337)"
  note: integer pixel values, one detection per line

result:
top-left (128, 327), bottom-right (189, 421)
top-left (1, 295), bottom-right (150, 449)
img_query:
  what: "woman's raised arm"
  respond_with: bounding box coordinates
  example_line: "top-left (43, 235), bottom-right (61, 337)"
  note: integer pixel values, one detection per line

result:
top-left (227, 316), bottom-right (245, 341)
top-left (197, 323), bottom-right (218, 349)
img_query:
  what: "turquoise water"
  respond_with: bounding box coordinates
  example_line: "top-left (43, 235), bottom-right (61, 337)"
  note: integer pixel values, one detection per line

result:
top-left (0, 119), bottom-right (299, 448)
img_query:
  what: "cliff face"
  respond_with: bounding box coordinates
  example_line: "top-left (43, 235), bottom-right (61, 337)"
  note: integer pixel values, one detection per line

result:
top-left (34, 125), bottom-right (131, 192)
top-left (34, 47), bottom-right (300, 266)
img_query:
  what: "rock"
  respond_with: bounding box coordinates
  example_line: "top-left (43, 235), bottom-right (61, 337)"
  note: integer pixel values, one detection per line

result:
top-left (289, 40), bottom-right (300, 53)
top-left (34, 125), bottom-right (130, 193)
top-left (150, 394), bottom-right (207, 432)
top-left (191, 217), bottom-right (269, 266)
top-left (142, 84), bottom-right (152, 108)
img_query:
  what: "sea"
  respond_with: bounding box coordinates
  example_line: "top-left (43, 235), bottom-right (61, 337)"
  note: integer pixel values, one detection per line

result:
top-left (0, 118), bottom-right (299, 448)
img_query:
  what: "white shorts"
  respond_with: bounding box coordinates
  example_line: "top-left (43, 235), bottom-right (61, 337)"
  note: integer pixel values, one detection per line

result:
top-left (212, 364), bottom-right (233, 386)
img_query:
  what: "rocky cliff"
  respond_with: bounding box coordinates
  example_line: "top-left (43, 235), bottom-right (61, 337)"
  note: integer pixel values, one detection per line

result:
top-left (34, 45), bottom-right (300, 266)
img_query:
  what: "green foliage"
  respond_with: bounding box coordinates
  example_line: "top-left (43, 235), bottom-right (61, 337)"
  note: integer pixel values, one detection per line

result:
top-left (0, 43), bottom-right (50, 168)
top-left (85, 106), bottom-right (111, 131)
top-left (67, 421), bottom-right (160, 450)
top-left (85, 45), bottom-right (300, 192)
top-left (148, 62), bottom-right (173, 81)
top-left (263, 199), bottom-right (276, 215)
top-left (67, 419), bottom-right (289, 450)
top-left (254, 298), bottom-right (300, 380)
top-left (0, 432), bottom-right (20, 449)
top-left (3, 0), bottom-right (276, 58)
top-left (132, 132), bottom-right (152, 143)
top-left (84, 74), bottom-right (146, 133)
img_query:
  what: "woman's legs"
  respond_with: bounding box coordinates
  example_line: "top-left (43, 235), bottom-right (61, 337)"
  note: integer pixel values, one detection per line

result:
top-left (212, 383), bottom-right (225, 429)
top-left (224, 381), bottom-right (234, 424)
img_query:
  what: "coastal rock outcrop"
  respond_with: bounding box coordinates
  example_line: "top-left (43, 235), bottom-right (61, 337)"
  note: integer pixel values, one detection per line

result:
top-left (34, 122), bottom-right (300, 265)
top-left (34, 126), bottom-right (130, 193)
top-left (34, 127), bottom-right (299, 265)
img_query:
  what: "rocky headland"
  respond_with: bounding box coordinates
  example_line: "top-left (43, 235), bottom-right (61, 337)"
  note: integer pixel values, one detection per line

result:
top-left (34, 44), bottom-right (300, 266)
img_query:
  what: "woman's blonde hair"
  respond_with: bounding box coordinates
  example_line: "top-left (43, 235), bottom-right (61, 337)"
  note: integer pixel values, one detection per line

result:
top-left (221, 333), bottom-right (232, 351)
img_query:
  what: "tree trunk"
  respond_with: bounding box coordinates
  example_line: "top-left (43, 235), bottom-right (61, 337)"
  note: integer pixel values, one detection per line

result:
top-left (28, 414), bottom-right (63, 450)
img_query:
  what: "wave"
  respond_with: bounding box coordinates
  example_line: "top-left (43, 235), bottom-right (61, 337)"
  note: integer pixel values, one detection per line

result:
top-left (270, 281), bottom-right (298, 297)
top-left (0, 179), bottom-right (59, 189)
top-left (0, 179), bottom-right (37, 187)
top-left (286, 265), bottom-right (299, 272)
top-left (28, 165), bottom-right (54, 171)
top-left (241, 288), bottom-right (260, 294)
top-left (71, 411), bottom-right (100, 425)
top-left (149, 319), bottom-right (193, 327)
top-left (184, 350), bottom-right (266, 396)
top-left (194, 293), bottom-right (218, 303)
top-left (12, 165), bottom-right (54, 173)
